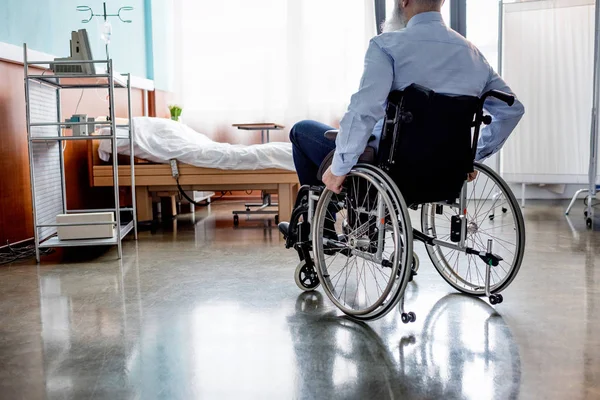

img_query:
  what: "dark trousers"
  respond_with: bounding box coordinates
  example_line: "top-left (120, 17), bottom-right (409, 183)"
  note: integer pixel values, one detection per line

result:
top-left (289, 120), bottom-right (336, 186)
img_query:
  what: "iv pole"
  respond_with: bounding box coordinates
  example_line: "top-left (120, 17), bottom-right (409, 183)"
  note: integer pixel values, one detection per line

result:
top-left (103, 2), bottom-right (110, 60)
top-left (76, 2), bottom-right (134, 60)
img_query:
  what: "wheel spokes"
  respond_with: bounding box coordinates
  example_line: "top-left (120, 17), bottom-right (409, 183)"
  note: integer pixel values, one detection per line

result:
top-left (315, 170), bottom-right (408, 317)
top-left (422, 165), bottom-right (522, 294)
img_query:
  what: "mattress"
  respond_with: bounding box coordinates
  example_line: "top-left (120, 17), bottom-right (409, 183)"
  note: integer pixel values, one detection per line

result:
top-left (98, 117), bottom-right (295, 171)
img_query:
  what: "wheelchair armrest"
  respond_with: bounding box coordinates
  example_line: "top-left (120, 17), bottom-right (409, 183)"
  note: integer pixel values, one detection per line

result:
top-left (324, 130), bottom-right (339, 141)
top-left (324, 130), bottom-right (376, 142)
top-left (481, 90), bottom-right (515, 106)
top-left (317, 147), bottom-right (377, 181)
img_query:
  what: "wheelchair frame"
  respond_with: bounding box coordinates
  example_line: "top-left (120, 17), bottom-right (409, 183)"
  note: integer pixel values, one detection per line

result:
top-left (285, 89), bottom-right (523, 321)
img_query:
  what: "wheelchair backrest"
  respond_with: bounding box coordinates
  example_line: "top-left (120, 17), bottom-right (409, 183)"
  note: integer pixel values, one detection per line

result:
top-left (377, 84), bottom-right (480, 206)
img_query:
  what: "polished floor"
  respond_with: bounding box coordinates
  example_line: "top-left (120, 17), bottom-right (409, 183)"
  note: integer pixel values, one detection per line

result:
top-left (0, 200), bottom-right (599, 400)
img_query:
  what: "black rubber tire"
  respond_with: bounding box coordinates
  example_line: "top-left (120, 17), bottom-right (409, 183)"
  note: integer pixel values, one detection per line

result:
top-left (275, 215), bottom-right (279, 224)
top-left (312, 165), bottom-right (414, 322)
top-left (401, 313), bottom-right (410, 324)
top-left (587, 218), bottom-right (593, 228)
top-left (408, 311), bottom-right (416, 323)
top-left (294, 260), bottom-right (320, 291)
top-left (233, 215), bottom-right (239, 226)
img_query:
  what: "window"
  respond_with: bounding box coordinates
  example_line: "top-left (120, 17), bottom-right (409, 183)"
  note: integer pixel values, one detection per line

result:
top-left (467, 0), bottom-right (500, 70)
top-left (173, 0), bottom-right (376, 138)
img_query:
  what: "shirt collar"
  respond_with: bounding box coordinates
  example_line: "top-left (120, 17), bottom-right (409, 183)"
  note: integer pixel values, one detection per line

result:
top-left (407, 11), bottom-right (444, 28)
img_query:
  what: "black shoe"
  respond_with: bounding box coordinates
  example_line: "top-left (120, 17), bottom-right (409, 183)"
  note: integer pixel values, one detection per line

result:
top-left (278, 221), bottom-right (290, 237)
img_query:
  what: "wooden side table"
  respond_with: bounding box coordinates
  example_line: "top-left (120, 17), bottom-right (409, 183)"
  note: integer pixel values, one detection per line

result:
top-left (232, 123), bottom-right (285, 144)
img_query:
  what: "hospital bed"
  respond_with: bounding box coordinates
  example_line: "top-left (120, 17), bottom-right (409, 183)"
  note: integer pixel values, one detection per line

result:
top-left (87, 118), bottom-right (299, 223)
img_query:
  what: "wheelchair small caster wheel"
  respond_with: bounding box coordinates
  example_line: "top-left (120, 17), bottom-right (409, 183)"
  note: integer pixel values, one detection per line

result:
top-left (489, 294), bottom-right (503, 305)
top-left (584, 211), bottom-right (589, 218)
top-left (275, 215), bottom-right (279, 224)
top-left (233, 215), bottom-right (239, 226)
top-left (502, 207), bottom-right (508, 214)
top-left (587, 218), bottom-right (593, 228)
top-left (401, 312), bottom-right (416, 324)
top-left (411, 254), bottom-right (420, 273)
top-left (295, 260), bottom-right (320, 291)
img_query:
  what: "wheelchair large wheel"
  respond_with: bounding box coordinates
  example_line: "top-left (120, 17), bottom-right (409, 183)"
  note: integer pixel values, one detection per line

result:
top-left (312, 166), bottom-right (414, 320)
top-left (421, 162), bottom-right (525, 296)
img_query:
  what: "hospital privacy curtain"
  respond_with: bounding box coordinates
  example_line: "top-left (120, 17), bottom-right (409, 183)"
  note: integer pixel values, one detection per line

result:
top-left (173, 0), bottom-right (376, 142)
top-left (501, 0), bottom-right (595, 184)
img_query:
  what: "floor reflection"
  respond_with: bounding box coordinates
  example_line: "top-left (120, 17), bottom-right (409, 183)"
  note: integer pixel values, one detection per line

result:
top-left (2, 201), bottom-right (599, 399)
top-left (37, 253), bottom-right (145, 399)
top-left (35, 258), bottom-right (521, 400)
top-left (287, 292), bottom-right (521, 400)
top-left (156, 208), bottom-right (279, 247)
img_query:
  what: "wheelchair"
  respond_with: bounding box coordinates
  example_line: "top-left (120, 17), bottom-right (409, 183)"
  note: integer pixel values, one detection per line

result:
top-left (283, 84), bottom-right (526, 322)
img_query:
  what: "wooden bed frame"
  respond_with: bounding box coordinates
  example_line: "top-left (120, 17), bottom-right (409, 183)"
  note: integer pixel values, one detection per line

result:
top-left (88, 141), bottom-right (299, 223)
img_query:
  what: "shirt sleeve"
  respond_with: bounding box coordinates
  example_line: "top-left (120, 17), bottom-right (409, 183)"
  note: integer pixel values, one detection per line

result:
top-left (331, 38), bottom-right (394, 176)
top-left (476, 65), bottom-right (525, 161)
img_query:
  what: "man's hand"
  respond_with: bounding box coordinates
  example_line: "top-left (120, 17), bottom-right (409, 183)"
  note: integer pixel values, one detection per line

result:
top-left (322, 167), bottom-right (346, 194)
top-left (467, 171), bottom-right (478, 182)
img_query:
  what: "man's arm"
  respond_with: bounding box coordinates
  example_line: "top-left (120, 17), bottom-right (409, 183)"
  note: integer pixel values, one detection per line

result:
top-left (476, 66), bottom-right (525, 161)
top-left (331, 38), bottom-right (394, 176)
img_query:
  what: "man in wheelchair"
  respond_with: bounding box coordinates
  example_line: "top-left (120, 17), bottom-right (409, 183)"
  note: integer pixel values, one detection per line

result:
top-left (279, 0), bottom-right (525, 321)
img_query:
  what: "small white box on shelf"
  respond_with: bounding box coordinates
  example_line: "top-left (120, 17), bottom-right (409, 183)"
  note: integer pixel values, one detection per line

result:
top-left (56, 212), bottom-right (114, 240)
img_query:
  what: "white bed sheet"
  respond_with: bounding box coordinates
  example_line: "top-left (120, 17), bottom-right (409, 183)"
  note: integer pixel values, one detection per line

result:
top-left (98, 117), bottom-right (295, 171)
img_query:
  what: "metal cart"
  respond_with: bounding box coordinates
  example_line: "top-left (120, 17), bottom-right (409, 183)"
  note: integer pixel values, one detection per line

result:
top-left (23, 44), bottom-right (137, 262)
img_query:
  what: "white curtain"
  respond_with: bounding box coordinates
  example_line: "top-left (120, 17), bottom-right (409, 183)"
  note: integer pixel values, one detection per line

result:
top-left (173, 0), bottom-right (376, 143)
top-left (501, 0), bottom-right (595, 184)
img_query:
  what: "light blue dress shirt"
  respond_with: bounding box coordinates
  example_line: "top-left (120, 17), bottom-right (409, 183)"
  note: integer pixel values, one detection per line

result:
top-left (332, 11), bottom-right (525, 176)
